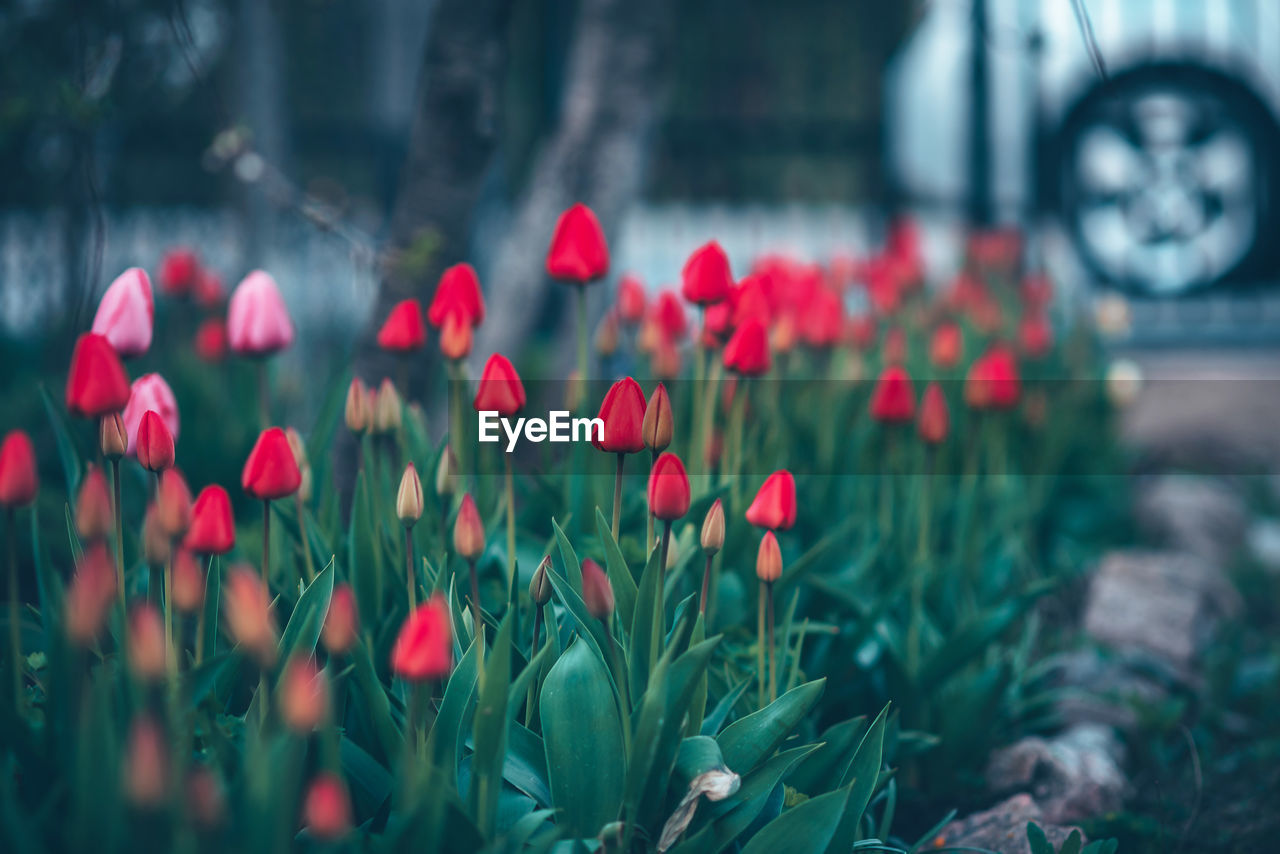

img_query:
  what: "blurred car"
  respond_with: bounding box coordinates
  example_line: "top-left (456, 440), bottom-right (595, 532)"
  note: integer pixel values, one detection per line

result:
top-left (886, 0), bottom-right (1280, 295)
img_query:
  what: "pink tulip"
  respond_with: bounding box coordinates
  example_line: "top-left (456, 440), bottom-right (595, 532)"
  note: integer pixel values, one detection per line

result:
top-left (227, 271), bottom-right (295, 356)
top-left (123, 374), bottom-right (179, 457)
top-left (91, 268), bottom-right (154, 358)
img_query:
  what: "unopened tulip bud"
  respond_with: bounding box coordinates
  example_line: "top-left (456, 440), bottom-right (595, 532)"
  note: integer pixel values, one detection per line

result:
top-left (64, 544), bottom-right (117, 644)
top-left (285, 427), bottom-right (308, 469)
top-left (298, 465), bottom-right (313, 503)
top-left (124, 717), bottom-right (169, 809)
top-left (756, 530), bottom-right (782, 583)
top-left (700, 498), bottom-right (725, 556)
top-left (321, 584), bottom-right (359, 656)
top-left (100, 412), bottom-right (128, 459)
top-left (75, 464), bottom-right (113, 541)
top-left (453, 494), bottom-right (485, 560)
top-left (396, 463), bottom-right (424, 526)
top-left (435, 445), bottom-right (458, 498)
top-left (439, 312), bottom-right (473, 361)
top-left (143, 503), bottom-right (171, 566)
top-left (186, 768), bottom-right (227, 829)
top-left (171, 549), bottom-right (205, 613)
top-left (128, 605), bottom-right (167, 682)
top-left (279, 657), bottom-right (329, 733)
top-left (529, 556), bottom-right (552, 605)
top-left (581, 558), bottom-right (614, 620)
top-left (157, 468), bottom-right (193, 538)
top-left (136, 410), bottom-right (176, 472)
top-left (642, 383), bottom-right (673, 453)
top-left (303, 774), bottom-right (352, 841)
top-left (344, 378), bottom-right (371, 434)
top-left (223, 566), bottom-right (278, 668)
top-left (595, 311), bottom-right (620, 357)
top-left (374, 378), bottom-right (402, 434)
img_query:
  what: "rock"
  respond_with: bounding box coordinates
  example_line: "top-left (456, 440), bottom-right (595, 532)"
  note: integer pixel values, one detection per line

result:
top-left (986, 724), bottom-right (1127, 823)
top-left (1247, 518), bottom-right (1280, 574)
top-left (1134, 476), bottom-right (1247, 566)
top-left (1049, 649), bottom-right (1172, 730)
top-left (932, 794), bottom-right (1083, 854)
top-left (1083, 550), bottom-right (1240, 676)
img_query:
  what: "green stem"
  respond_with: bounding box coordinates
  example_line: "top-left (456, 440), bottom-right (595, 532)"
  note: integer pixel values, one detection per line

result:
top-left (699, 554), bottom-right (713, 616)
top-left (405, 526), bottom-right (417, 611)
top-left (606, 615), bottom-right (632, 755)
top-left (576, 288), bottom-right (589, 398)
top-left (756, 580), bottom-right (766, 708)
top-left (653, 521), bottom-right (672, 671)
top-left (766, 581), bottom-right (776, 703)
top-left (296, 493), bottom-right (315, 583)
top-left (257, 360), bottom-right (269, 430)
top-left (504, 452), bottom-right (516, 588)
top-left (195, 554), bottom-right (211, 666)
top-left (111, 458), bottom-right (125, 609)
top-left (646, 451), bottom-right (657, 556)
top-left (8, 509), bottom-right (21, 714)
top-left (611, 454), bottom-right (624, 542)
top-left (261, 500), bottom-right (271, 584)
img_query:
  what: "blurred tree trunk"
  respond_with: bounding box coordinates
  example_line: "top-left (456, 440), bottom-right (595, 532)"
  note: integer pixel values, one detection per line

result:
top-left (471, 0), bottom-right (674, 369)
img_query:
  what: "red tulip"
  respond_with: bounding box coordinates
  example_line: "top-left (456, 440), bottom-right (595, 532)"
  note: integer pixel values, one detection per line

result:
top-left (473, 353), bottom-right (525, 417)
top-left (157, 468), bottom-right (193, 536)
top-left (439, 311), bottom-right (473, 360)
top-left (136, 411), bottom-right (176, 472)
top-left (227, 271), bottom-right (295, 356)
top-left (756, 530), bottom-right (782, 583)
top-left (128, 604), bottom-right (167, 681)
top-left (193, 269), bottom-right (225, 309)
top-left (650, 290), bottom-right (689, 341)
top-left (453, 494), bottom-right (485, 560)
top-left (799, 288), bottom-right (845, 348)
top-left (647, 452), bottom-right (690, 521)
top-left (731, 275), bottom-right (772, 328)
top-left (929, 322), bottom-right (963, 369)
top-left (1018, 311), bottom-right (1053, 359)
top-left (158, 248), bottom-right (199, 296)
top-left (280, 657), bottom-right (329, 733)
top-left (0, 430), bottom-right (38, 508)
top-left (124, 374), bottom-right (180, 458)
top-left (869, 365), bottom-right (916, 423)
top-left (303, 774), bottom-right (352, 841)
top-left (723, 316), bottom-right (771, 376)
top-left (194, 318), bottom-right (228, 362)
top-left (391, 595), bottom-right (453, 681)
top-left (241, 427), bottom-right (302, 500)
top-left (681, 241), bottom-right (734, 306)
top-left (124, 716), bottom-right (169, 807)
top-left (322, 584), bottom-right (360, 656)
top-left (75, 464), bottom-right (112, 541)
top-left (651, 334), bottom-right (682, 380)
top-left (703, 299), bottom-right (734, 342)
top-left (66, 332), bottom-right (131, 418)
top-left (223, 566), bottom-right (278, 665)
top-left (918, 381), bottom-right (950, 444)
top-left (546, 203), bottom-right (609, 283)
top-left (91, 267), bottom-right (154, 358)
top-left (427, 263), bottom-right (486, 328)
top-left (883, 326), bottom-right (907, 366)
top-left (617, 274), bottom-right (647, 324)
top-left (64, 544), bottom-right (117, 644)
top-left (745, 470), bottom-right (797, 531)
top-left (184, 485), bottom-right (235, 554)
top-left (377, 298), bottom-right (427, 352)
top-left (966, 347), bottom-right (1021, 410)
top-left (581, 558), bottom-right (614, 620)
top-left (171, 549), bottom-right (205, 613)
top-left (593, 377), bottom-right (647, 454)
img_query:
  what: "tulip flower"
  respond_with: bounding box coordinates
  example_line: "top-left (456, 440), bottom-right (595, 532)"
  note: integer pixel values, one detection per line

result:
top-left (91, 267), bottom-right (154, 358)
top-left (428, 263), bottom-right (486, 328)
top-left (64, 544), bottom-right (117, 646)
top-left (617, 274), bottom-right (647, 325)
top-left (650, 290), bottom-right (690, 342)
top-left (195, 318), bottom-right (228, 363)
top-left (157, 468), bottom-right (193, 538)
top-left (594, 377), bottom-right (647, 538)
top-left (581, 558), bottom-right (614, 621)
top-left (322, 584), bottom-right (360, 657)
top-left (143, 503), bottom-right (171, 569)
top-left (595, 311), bottom-right (620, 358)
top-left (303, 774), bottom-right (352, 841)
top-left (547, 202), bottom-right (609, 385)
top-left (439, 311), bottom-right (473, 360)
top-left (158, 248), bottom-right (200, 295)
top-left (397, 463), bottom-right (424, 608)
top-left (374, 378), bottom-right (402, 435)
top-left (756, 530), bottom-right (782, 702)
top-left (642, 383), bottom-right (673, 455)
top-left (966, 347), bottom-right (1021, 410)
top-left (454, 492), bottom-right (486, 626)
top-left (228, 270), bottom-right (294, 426)
top-left (377, 298), bottom-right (427, 353)
top-left (391, 595), bottom-right (453, 681)
top-left (699, 498), bottom-right (724, 615)
top-left (242, 427), bottom-right (302, 584)
top-left (279, 657), bottom-right (329, 733)
top-left (185, 485), bottom-right (235, 556)
top-left (918, 382), bottom-right (950, 445)
top-left (647, 452), bottom-right (689, 632)
top-left (171, 549), bottom-right (204, 614)
top-left (681, 241), bottom-right (734, 307)
top-left (194, 269), bottom-right (225, 310)
top-left (929, 322), bottom-right (963, 369)
top-left (223, 565), bottom-right (278, 668)
top-left (124, 717), bottom-right (169, 808)
top-left (474, 353), bottom-right (524, 582)
top-left (745, 470), bottom-right (797, 531)
top-left (723, 316), bottom-right (770, 376)
top-left (124, 373), bottom-right (180, 458)
top-left (128, 604), bottom-right (167, 682)
top-left (101, 412), bottom-right (127, 460)
top-left (1018, 311), bottom-right (1053, 359)
top-left (798, 288), bottom-right (844, 349)
top-left (345, 378), bottom-right (372, 437)
top-left (0, 430), bottom-right (38, 509)
top-left (869, 366), bottom-right (916, 423)
top-left (75, 464), bottom-right (112, 542)
top-left (136, 410), bottom-right (176, 474)
top-left (66, 332), bottom-right (131, 419)
top-left (883, 326), bottom-right (907, 366)
top-left (529, 556), bottom-right (552, 650)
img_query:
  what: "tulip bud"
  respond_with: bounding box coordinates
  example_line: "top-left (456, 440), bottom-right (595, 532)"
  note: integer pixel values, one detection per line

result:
top-left (529, 556), bottom-right (552, 605)
top-left (143, 503), bottom-right (171, 566)
top-left (128, 604), bottom-right (167, 682)
top-left (345, 378), bottom-right (371, 434)
top-left (396, 463), bottom-right (424, 526)
top-left (321, 584), bottom-right (359, 656)
top-left (700, 498), bottom-right (725, 556)
top-left (435, 445), bottom-right (458, 498)
top-left (124, 717), bottom-right (169, 809)
top-left (391, 595), bottom-right (453, 681)
top-left (223, 566), bottom-right (278, 668)
top-left (648, 452), bottom-right (690, 521)
top-left (100, 412), bottom-right (128, 460)
top-left (75, 464), bottom-right (113, 541)
top-left (303, 774), bottom-right (352, 841)
top-left (745, 471), bottom-right (797, 531)
top-left (157, 468), bottom-right (193, 538)
top-left (136, 410), bottom-right (175, 472)
top-left (298, 464), bottom-right (313, 503)
top-left (64, 544), bottom-right (117, 645)
top-left (581, 558), bottom-right (614, 620)
top-left (756, 530), bottom-right (782, 583)
top-left (186, 768), bottom-right (227, 829)
top-left (374, 378), bottom-right (402, 434)
top-left (453, 494), bottom-right (485, 560)
top-left (439, 311), bottom-right (474, 361)
top-left (285, 427), bottom-right (308, 469)
top-left (642, 383), bottom-right (673, 453)
top-left (279, 657), bottom-right (329, 733)
top-left (917, 382), bottom-right (950, 445)
top-left (171, 549), bottom-right (205, 613)
top-left (770, 313), bottom-right (797, 355)
top-left (595, 311), bottom-right (620, 357)
top-left (242, 428), bottom-right (303, 500)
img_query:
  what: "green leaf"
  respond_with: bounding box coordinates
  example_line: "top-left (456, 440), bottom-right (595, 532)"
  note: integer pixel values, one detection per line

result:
top-left (539, 638), bottom-right (625, 839)
top-left (183, 653), bottom-right (235, 711)
top-left (431, 634), bottom-right (481, 781)
top-left (700, 679), bottom-right (749, 736)
top-left (499, 723), bottom-right (553, 807)
top-left (1026, 822), bottom-right (1054, 854)
top-left (717, 679), bottom-right (826, 775)
top-left (825, 704), bottom-right (889, 853)
top-left (628, 546), bottom-right (663, 699)
top-left (38, 384), bottom-right (82, 497)
top-left (1059, 829), bottom-right (1084, 854)
top-left (552, 519), bottom-right (582, 594)
top-left (788, 715), bottom-right (869, 796)
top-left (348, 470), bottom-right (383, 633)
top-left (350, 636), bottom-right (401, 764)
top-left (200, 556), bottom-right (221, 664)
top-left (917, 599), bottom-right (1025, 689)
top-left (740, 785), bottom-right (850, 854)
top-left (277, 559), bottom-right (335, 661)
top-left (471, 613), bottom-right (514, 837)
top-left (596, 507), bottom-right (638, 628)
top-left (542, 563), bottom-right (618, 693)
top-left (686, 614), bottom-right (708, 737)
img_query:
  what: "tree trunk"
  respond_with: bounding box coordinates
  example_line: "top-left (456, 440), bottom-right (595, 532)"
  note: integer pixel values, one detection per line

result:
top-left (471, 0), bottom-right (674, 373)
